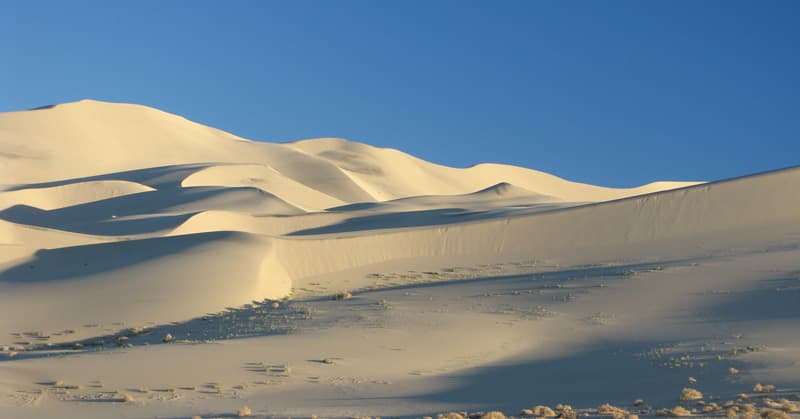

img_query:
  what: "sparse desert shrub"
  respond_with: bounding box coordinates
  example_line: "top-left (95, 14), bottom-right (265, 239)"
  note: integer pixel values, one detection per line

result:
top-left (778, 399), bottom-right (799, 412)
top-left (759, 408), bottom-right (790, 419)
top-left (162, 333), bottom-right (174, 343)
top-left (598, 403), bottom-right (628, 418)
top-left (741, 403), bottom-right (758, 414)
top-left (680, 387), bottom-right (703, 401)
top-left (479, 412), bottom-right (506, 419)
top-left (557, 410), bottom-right (578, 419)
top-left (667, 406), bottom-right (691, 417)
top-left (701, 402), bottom-right (721, 413)
top-left (531, 405), bottom-right (556, 417)
top-left (333, 291), bottom-right (353, 300)
top-left (753, 383), bottom-right (777, 393)
top-left (122, 393), bottom-right (135, 403)
top-left (126, 327), bottom-right (144, 336)
top-left (437, 413), bottom-right (465, 419)
top-left (237, 405), bottom-right (252, 417)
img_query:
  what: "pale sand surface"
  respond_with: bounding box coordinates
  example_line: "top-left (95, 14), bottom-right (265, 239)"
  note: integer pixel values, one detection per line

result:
top-left (0, 100), bottom-right (797, 418)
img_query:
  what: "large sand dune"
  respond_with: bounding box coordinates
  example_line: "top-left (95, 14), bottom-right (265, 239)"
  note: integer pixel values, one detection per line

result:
top-left (0, 100), bottom-right (797, 419)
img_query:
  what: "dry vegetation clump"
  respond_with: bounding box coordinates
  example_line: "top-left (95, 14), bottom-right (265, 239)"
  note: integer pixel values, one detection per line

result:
top-left (534, 406), bottom-right (557, 417)
top-left (437, 413), bottom-right (465, 419)
top-left (680, 388), bottom-right (703, 401)
top-left (701, 402), bottom-right (722, 413)
top-left (553, 405), bottom-right (576, 419)
top-left (478, 412), bottom-right (506, 419)
top-left (162, 333), bottom-right (174, 343)
top-left (759, 408), bottom-right (791, 419)
top-left (597, 403), bottom-right (629, 418)
top-left (753, 383), bottom-right (777, 393)
top-left (740, 403), bottom-right (758, 415)
top-left (333, 291), bottom-right (353, 300)
top-left (777, 399), bottom-right (799, 412)
top-left (121, 393), bottom-right (135, 403)
top-left (656, 406), bottom-right (691, 417)
top-left (237, 405), bottom-right (252, 417)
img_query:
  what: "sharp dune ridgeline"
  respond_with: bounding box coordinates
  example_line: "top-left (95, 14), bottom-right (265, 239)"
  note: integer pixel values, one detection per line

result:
top-left (1, 100), bottom-right (798, 419)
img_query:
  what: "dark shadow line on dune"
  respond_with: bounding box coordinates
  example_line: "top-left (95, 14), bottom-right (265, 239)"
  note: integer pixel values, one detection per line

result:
top-left (0, 186), bottom-right (276, 235)
top-left (287, 205), bottom-right (569, 236)
top-left (0, 230), bottom-right (237, 284)
top-left (2, 163), bottom-right (217, 191)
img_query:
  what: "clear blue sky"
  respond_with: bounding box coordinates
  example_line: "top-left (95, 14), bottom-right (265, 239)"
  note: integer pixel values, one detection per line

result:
top-left (3, 1), bottom-right (798, 187)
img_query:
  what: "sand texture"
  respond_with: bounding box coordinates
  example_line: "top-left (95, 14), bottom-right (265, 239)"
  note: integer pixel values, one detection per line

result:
top-left (1, 100), bottom-right (797, 418)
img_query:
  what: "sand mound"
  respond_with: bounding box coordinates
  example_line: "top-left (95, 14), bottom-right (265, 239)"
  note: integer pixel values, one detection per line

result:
top-left (0, 180), bottom-right (155, 211)
top-left (1, 101), bottom-right (697, 204)
top-left (0, 231), bottom-right (290, 337)
top-left (273, 166), bottom-right (800, 280)
top-left (1, 100), bottom-right (798, 419)
top-left (181, 164), bottom-right (346, 211)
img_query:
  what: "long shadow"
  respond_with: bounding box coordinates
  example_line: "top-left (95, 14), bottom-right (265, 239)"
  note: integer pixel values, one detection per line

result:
top-left (0, 230), bottom-right (237, 284)
top-left (408, 340), bottom-right (749, 411)
top-left (695, 273), bottom-right (800, 323)
top-left (0, 186), bottom-right (274, 235)
top-left (1, 298), bottom-right (313, 362)
top-left (0, 260), bottom-right (692, 364)
top-left (3, 163), bottom-right (215, 191)
top-left (288, 205), bottom-right (565, 236)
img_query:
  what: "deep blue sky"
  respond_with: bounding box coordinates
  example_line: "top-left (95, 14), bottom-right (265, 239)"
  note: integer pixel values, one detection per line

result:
top-left (3, 1), bottom-right (798, 187)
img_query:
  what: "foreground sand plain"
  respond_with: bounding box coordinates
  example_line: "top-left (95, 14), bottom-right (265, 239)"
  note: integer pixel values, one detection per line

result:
top-left (0, 101), bottom-right (798, 418)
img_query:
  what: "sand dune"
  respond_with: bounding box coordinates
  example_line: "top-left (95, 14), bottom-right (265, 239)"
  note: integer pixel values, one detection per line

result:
top-left (0, 180), bottom-right (155, 211)
top-left (181, 164), bottom-right (347, 211)
top-left (0, 100), bottom-right (797, 419)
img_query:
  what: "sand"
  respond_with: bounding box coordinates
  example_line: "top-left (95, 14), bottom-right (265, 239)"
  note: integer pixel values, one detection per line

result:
top-left (0, 100), bottom-right (797, 419)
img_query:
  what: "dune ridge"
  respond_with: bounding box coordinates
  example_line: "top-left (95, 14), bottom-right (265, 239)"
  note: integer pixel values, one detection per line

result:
top-left (1, 100), bottom-right (798, 418)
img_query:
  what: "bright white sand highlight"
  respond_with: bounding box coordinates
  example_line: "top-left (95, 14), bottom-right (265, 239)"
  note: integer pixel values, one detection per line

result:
top-left (0, 100), bottom-right (797, 419)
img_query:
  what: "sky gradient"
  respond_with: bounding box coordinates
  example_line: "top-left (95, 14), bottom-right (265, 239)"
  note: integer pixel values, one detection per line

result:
top-left (3, 1), bottom-right (798, 187)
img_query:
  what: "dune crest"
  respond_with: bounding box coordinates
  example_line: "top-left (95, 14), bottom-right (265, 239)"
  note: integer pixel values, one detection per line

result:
top-left (2, 100), bottom-right (797, 418)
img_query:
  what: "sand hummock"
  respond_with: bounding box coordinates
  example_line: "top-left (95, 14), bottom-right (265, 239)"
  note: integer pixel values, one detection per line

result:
top-left (0, 100), bottom-right (797, 419)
